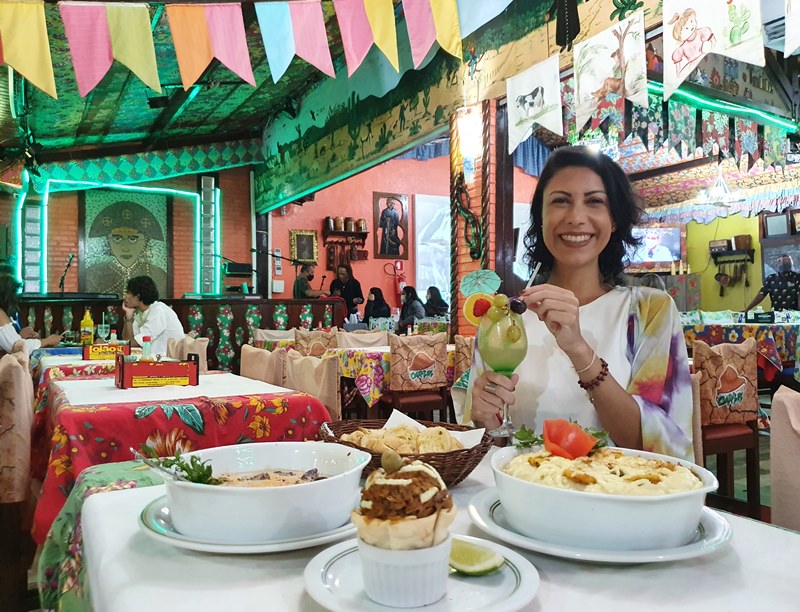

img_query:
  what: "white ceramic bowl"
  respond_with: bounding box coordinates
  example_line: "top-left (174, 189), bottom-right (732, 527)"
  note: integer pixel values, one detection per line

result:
top-left (164, 441), bottom-right (371, 544)
top-left (492, 446), bottom-right (718, 551)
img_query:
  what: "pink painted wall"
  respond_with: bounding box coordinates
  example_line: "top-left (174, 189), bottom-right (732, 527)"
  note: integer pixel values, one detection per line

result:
top-left (270, 158), bottom-right (537, 315)
top-left (271, 156), bottom-right (450, 311)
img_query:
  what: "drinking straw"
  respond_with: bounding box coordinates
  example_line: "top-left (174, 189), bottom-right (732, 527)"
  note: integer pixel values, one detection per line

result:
top-left (524, 262), bottom-right (542, 291)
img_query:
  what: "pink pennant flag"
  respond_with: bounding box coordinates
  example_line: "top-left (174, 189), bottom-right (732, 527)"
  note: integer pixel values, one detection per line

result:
top-left (334, 0), bottom-right (373, 76)
top-left (289, 1), bottom-right (335, 77)
top-left (59, 3), bottom-right (113, 97)
top-left (401, 0), bottom-right (436, 68)
top-left (204, 3), bottom-right (255, 86)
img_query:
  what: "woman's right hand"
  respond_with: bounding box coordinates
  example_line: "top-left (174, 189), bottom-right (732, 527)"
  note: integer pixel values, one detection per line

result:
top-left (41, 333), bottom-right (63, 348)
top-left (471, 371), bottom-right (519, 427)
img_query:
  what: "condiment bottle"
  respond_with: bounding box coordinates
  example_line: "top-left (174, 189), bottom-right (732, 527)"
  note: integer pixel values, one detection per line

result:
top-left (407, 325), bottom-right (412, 336)
top-left (141, 335), bottom-right (152, 361)
top-left (109, 330), bottom-right (118, 345)
top-left (80, 308), bottom-right (94, 345)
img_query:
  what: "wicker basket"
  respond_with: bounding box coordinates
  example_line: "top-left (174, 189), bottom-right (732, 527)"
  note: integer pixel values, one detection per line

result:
top-left (320, 419), bottom-right (493, 487)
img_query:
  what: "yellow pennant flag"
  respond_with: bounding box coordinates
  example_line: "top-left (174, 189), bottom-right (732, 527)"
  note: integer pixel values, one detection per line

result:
top-left (429, 0), bottom-right (462, 59)
top-left (365, 0), bottom-right (399, 71)
top-left (0, 1), bottom-right (56, 98)
top-left (107, 4), bottom-right (161, 93)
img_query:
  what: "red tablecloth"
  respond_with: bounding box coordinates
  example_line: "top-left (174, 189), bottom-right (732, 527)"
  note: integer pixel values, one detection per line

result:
top-left (31, 373), bottom-right (331, 544)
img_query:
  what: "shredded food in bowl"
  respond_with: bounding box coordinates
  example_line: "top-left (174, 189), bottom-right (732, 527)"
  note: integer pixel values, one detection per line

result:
top-left (503, 449), bottom-right (703, 496)
top-left (214, 468), bottom-right (326, 487)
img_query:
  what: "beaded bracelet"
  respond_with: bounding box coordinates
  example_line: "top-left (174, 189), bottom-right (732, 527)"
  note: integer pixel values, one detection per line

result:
top-left (578, 357), bottom-right (609, 391)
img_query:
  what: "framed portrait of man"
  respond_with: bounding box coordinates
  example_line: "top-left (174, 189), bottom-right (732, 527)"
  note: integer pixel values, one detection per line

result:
top-left (373, 192), bottom-right (408, 260)
top-left (290, 229), bottom-right (318, 264)
top-left (79, 189), bottom-right (172, 297)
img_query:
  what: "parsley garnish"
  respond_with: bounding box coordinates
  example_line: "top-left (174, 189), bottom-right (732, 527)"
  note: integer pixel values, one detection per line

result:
top-left (140, 445), bottom-right (221, 485)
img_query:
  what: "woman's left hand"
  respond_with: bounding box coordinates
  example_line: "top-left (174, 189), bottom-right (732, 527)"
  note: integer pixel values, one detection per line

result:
top-left (519, 284), bottom-right (589, 360)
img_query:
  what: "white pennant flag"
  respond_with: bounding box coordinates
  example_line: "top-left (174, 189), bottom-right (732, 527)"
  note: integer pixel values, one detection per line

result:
top-left (507, 53), bottom-right (562, 154)
top-left (785, 0), bottom-right (800, 57)
top-left (573, 11), bottom-right (648, 131)
top-left (663, 0), bottom-right (764, 99)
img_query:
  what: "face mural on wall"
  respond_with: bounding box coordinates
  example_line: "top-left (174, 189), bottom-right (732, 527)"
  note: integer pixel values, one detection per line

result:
top-left (81, 190), bottom-right (170, 297)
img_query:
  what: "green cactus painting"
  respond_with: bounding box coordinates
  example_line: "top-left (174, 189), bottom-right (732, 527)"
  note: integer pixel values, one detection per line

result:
top-left (726, 2), bottom-right (751, 45)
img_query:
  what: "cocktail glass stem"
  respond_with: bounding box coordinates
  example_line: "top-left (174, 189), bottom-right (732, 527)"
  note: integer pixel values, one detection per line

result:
top-left (488, 372), bottom-right (516, 439)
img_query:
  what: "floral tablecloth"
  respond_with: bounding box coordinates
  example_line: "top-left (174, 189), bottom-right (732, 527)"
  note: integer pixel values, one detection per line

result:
top-left (29, 346), bottom-right (83, 378)
top-left (683, 324), bottom-right (800, 381)
top-left (38, 460), bottom-right (162, 612)
top-left (324, 345), bottom-right (456, 407)
top-left (31, 373), bottom-right (331, 544)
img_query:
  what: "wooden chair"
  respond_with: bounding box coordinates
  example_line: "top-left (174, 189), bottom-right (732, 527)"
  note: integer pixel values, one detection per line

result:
top-left (378, 333), bottom-right (448, 422)
top-left (770, 386), bottom-right (800, 531)
top-left (0, 351), bottom-right (35, 611)
top-left (284, 349), bottom-right (341, 421)
top-left (239, 345), bottom-right (286, 386)
top-left (690, 371), bottom-right (703, 467)
top-left (167, 334), bottom-right (210, 372)
top-left (693, 338), bottom-right (761, 519)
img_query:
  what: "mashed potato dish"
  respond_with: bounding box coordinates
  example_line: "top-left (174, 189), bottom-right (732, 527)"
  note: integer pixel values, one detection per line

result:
top-left (503, 449), bottom-right (702, 496)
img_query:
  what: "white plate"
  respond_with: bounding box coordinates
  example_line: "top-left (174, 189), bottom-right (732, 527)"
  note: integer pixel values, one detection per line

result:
top-left (303, 535), bottom-right (539, 612)
top-left (138, 495), bottom-right (356, 554)
top-left (468, 488), bottom-right (732, 564)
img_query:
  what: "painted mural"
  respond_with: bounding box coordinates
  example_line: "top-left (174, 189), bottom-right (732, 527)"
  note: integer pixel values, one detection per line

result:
top-left (254, 0), bottom-right (665, 211)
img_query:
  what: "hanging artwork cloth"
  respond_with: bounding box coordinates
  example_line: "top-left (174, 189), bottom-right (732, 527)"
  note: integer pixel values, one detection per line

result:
top-left (701, 110), bottom-right (730, 157)
top-left (506, 53), bottom-right (562, 154)
top-left (662, 0), bottom-right (764, 100)
top-left (786, 0), bottom-right (800, 58)
top-left (573, 11), bottom-right (647, 132)
top-left (627, 93), bottom-right (664, 151)
top-left (762, 125), bottom-right (787, 170)
top-left (60, 2), bottom-right (161, 97)
top-left (0, 1), bottom-right (57, 98)
top-left (734, 118), bottom-right (759, 170)
top-left (667, 100), bottom-right (697, 158)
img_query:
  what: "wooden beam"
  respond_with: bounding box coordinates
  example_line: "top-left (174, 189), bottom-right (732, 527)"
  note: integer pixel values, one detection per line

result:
top-left (763, 51), bottom-right (797, 117)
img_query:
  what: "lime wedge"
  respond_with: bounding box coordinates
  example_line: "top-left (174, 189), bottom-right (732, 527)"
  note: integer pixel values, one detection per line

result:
top-left (449, 539), bottom-right (505, 576)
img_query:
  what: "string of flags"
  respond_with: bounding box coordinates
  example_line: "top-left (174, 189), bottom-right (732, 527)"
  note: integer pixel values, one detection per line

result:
top-left (0, 0), bottom-right (483, 99)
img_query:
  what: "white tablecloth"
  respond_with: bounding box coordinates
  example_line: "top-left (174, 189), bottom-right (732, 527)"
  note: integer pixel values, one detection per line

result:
top-left (54, 372), bottom-right (294, 406)
top-left (82, 449), bottom-right (799, 612)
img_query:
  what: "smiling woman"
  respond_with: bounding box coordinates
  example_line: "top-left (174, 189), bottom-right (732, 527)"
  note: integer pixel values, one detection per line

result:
top-left (81, 190), bottom-right (170, 297)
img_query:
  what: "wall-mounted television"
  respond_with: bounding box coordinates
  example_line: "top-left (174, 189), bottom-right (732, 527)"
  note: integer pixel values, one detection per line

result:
top-left (624, 223), bottom-right (686, 274)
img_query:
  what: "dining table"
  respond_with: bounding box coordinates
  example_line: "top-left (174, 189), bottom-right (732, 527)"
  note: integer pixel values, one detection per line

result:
top-left (31, 372), bottom-right (331, 545)
top-left (67, 447), bottom-right (799, 612)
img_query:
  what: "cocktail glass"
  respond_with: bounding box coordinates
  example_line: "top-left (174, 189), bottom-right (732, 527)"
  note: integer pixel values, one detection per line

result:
top-left (477, 302), bottom-right (527, 439)
top-left (97, 323), bottom-right (111, 341)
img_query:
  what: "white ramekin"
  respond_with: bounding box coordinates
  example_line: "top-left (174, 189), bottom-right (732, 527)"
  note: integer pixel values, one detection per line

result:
top-left (358, 535), bottom-right (452, 608)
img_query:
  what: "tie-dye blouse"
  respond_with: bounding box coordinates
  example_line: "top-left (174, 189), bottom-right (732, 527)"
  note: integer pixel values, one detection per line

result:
top-left (458, 286), bottom-right (694, 461)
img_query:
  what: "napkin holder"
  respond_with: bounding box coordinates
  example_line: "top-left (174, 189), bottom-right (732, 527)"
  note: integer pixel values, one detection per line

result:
top-left (115, 353), bottom-right (200, 389)
top-left (83, 344), bottom-right (131, 360)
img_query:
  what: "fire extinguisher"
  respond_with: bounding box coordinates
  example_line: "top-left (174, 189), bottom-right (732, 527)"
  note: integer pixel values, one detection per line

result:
top-left (384, 262), bottom-right (406, 304)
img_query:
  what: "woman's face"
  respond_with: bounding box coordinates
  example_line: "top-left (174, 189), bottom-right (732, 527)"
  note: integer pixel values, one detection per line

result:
top-left (368, 292), bottom-right (375, 301)
top-left (681, 15), bottom-right (696, 40)
top-left (541, 166), bottom-right (613, 273)
top-left (109, 227), bottom-right (146, 265)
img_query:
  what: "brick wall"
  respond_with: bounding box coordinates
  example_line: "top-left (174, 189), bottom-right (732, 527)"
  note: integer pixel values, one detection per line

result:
top-left (34, 168), bottom-right (252, 297)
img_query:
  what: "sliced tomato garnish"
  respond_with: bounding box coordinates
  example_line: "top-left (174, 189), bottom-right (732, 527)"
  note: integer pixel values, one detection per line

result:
top-left (542, 419), bottom-right (598, 459)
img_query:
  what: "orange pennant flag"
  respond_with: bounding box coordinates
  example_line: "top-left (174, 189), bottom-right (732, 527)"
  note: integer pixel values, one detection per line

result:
top-left (0, 1), bottom-right (57, 98)
top-left (166, 5), bottom-right (214, 90)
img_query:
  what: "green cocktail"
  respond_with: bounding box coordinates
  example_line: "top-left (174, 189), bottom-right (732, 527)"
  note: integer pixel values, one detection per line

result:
top-left (476, 294), bottom-right (527, 437)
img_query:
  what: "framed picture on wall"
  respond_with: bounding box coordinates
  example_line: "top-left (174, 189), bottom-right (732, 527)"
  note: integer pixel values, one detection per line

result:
top-left (78, 189), bottom-right (172, 297)
top-left (763, 211), bottom-right (790, 238)
top-left (373, 192), bottom-right (409, 260)
top-left (289, 229), bottom-right (318, 264)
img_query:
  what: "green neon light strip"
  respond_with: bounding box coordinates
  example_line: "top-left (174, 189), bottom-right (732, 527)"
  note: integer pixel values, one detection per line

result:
top-left (42, 180), bottom-right (202, 294)
top-left (214, 187), bottom-right (222, 294)
top-left (14, 170), bottom-right (29, 282)
top-left (41, 181), bottom-right (50, 292)
top-left (647, 81), bottom-right (799, 132)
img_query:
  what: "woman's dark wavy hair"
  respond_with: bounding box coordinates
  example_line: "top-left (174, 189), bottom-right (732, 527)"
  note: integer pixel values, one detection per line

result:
top-left (523, 146), bottom-right (642, 286)
top-left (401, 285), bottom-right (422, 304)
top-left (369, 287), bottom-right (388, 306)
top-left (426, 286), bottom-right (448, 307)
top-left (0, 273), bottom-right (21, 315)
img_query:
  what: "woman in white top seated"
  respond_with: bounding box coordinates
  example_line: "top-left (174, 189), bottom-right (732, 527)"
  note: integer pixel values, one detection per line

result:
top-left (121, 275), bottom-right (185, 357)
top-left (0, 272), bottom-right (62, 355)
top-left (460, 146), bottom-right (693, 461)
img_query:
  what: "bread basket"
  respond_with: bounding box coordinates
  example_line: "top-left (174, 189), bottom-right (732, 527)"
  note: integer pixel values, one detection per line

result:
top-left (320, 419), bottom-right (493, 487)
